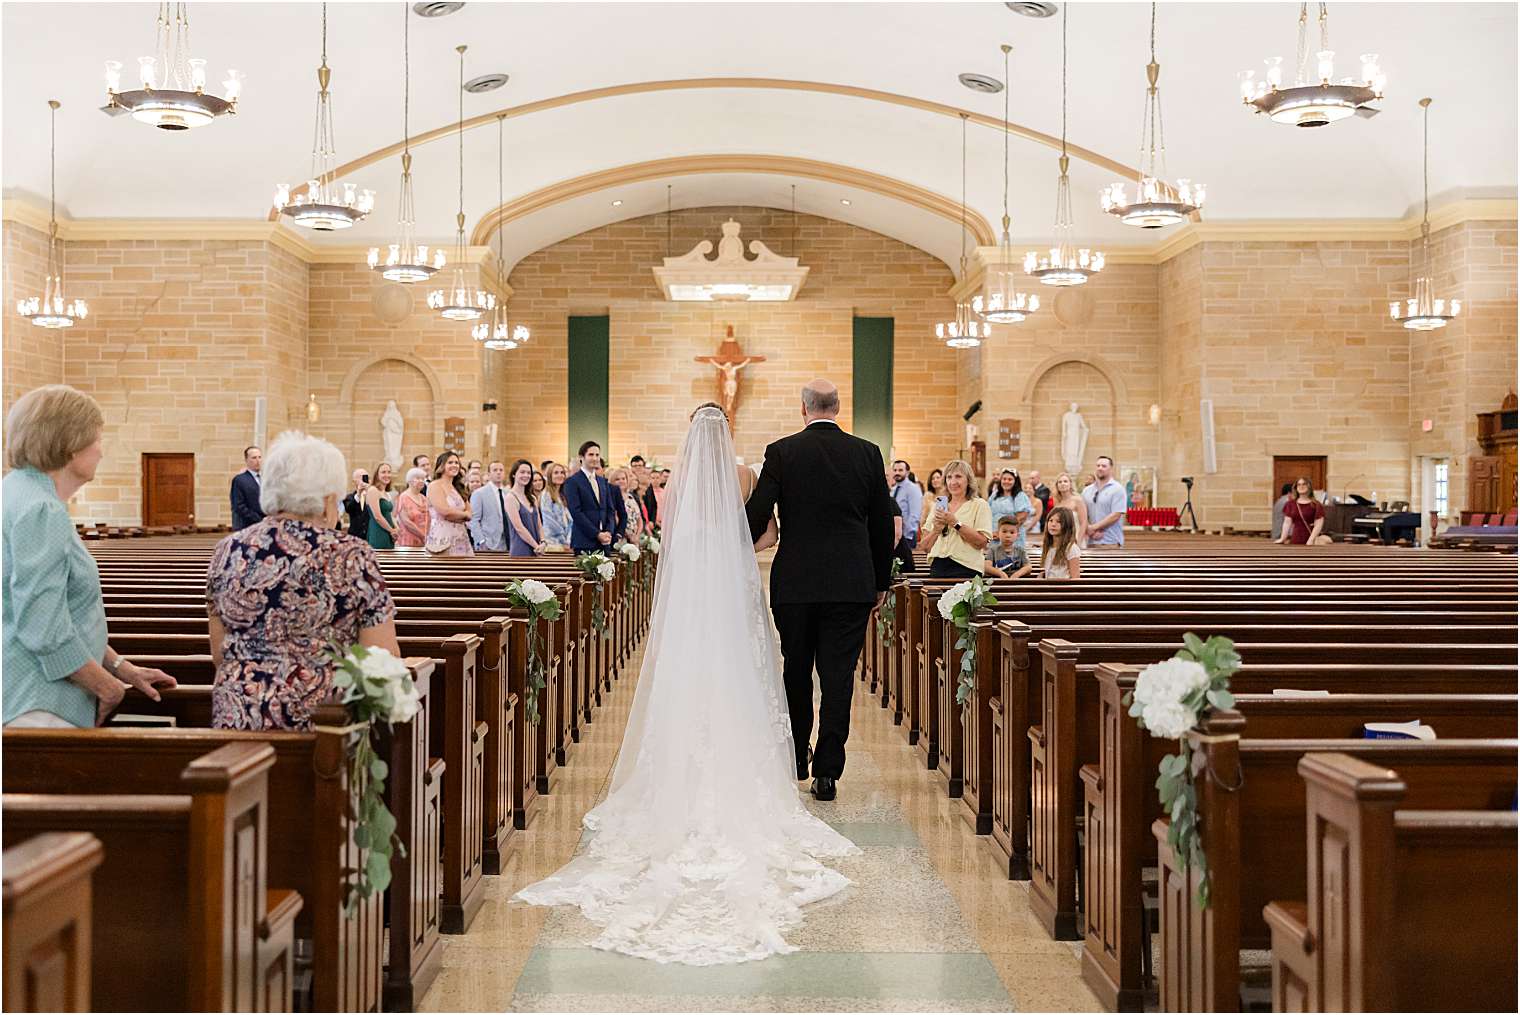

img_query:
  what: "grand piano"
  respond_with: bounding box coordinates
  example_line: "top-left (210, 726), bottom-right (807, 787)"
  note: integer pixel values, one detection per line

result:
top-left (1351, 510), bottom-right (1422, 545)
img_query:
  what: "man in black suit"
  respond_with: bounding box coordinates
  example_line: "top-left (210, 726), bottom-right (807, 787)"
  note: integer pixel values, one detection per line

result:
top-left (562, 440), bottom-right (618, 552)
top-left (745, 379), bottom-right (896, 801)
top-left (229, 445), bottom-right (264, 530)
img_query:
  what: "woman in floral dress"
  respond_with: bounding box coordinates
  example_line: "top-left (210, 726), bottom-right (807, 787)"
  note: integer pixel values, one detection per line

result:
top-left (426, 451), bottom-right (475, 556)
top-left (206, 432), bottom-right (399, 731)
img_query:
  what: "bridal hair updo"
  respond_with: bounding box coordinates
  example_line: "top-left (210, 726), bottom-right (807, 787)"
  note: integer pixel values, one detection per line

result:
top-left (690, 401), bottom-right (727, 421)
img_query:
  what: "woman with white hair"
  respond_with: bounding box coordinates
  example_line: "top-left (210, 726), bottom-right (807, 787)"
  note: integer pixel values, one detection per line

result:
top-left (2, 385), bottom-right (177, 728)
top-left (394, 467), bottom-right (431, 548)
top-left (206, 431), bottom-right (400, 730)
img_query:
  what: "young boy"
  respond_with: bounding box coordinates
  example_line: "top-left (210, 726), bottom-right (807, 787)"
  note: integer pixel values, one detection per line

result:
top-left (984, 515), bottom-right (1032, 579)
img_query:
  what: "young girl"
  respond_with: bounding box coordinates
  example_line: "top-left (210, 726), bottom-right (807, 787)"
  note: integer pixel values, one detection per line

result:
top-left (1040, 506), bottom-right (1083, 580)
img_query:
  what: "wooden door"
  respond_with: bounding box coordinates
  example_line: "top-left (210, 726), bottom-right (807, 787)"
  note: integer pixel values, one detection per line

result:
top-left (1272, 455), bottom-right (1327, 503)
top-left (141, 454), bottom-right (195, 527)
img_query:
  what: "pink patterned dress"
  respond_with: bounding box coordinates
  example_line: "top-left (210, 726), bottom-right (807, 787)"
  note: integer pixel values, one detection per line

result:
top-left (206, 517), bottom-right (395, 730)
top-left (395, 491), bottom-right (430, 548)
top-left (427, 481), bottom-right (475, 556)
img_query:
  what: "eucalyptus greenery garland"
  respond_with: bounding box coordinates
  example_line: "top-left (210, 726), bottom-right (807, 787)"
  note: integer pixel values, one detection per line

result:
top-left (937, 576), bottom-right (998, 705)
top-left (1124, 633), bottom-right (1241, 908)
top-left (877, 557), bottom-right (904, 648)
top-left (503, 579), bottom-right (562, 726)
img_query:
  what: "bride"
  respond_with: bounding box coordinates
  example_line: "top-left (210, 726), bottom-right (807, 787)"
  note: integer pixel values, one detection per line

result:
top-left (513, 403), bottom-right (858, 965)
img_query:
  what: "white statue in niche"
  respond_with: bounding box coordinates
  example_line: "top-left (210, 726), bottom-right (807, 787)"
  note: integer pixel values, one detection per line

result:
top-left (381, 400), bottom-right (405, 467)
top-left (1060, 402), bottom-right (1089, 474)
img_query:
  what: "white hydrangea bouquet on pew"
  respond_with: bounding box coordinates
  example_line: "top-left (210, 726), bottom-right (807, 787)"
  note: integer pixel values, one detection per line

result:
top-left (637, 532), bottom-right (659, 594)
top-left (877, 556), bottom-right (904, 648)
top-left (937, 576), bottom-right (998, 705)
top-left (504, 579), bottom-right (563, 726)
top-left (1124, 633), bottom-right (1241, 908)
top-left (327, 643), bottom-right (423, 911)
top-left (575, 551), bottom-right (616, 637)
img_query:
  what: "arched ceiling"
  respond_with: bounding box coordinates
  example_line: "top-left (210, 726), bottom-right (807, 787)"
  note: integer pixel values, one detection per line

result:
top-left (3, 1), bottom-right (1515, 274)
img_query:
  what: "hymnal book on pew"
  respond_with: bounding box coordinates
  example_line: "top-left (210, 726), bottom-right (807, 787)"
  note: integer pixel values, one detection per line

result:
top-left (1270, 688), bottom-right (1331, 697)
top-left (1362, 720), bottom-right (1435, 740)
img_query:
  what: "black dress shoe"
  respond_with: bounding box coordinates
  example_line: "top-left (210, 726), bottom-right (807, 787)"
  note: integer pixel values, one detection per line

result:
top-left (796, 748), bottom-right (812, 781)
top-left (810, 777), bottom-right (837, 801)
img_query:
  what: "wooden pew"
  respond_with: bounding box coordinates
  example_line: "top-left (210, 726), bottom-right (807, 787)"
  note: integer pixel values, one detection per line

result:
top-left (3, 833), bottom-right (103, 1013)
top-left (1152, 715), bottom-right (1517, 1011)
top-left (3, 742), bottom-right (302, 1012)
top-left (3, 707), bottom-right (379, 1012)
top-left (1081, 664), bottom-right (1519, 1011)
top-left (1264, 753), bottom-right (1518, 1012)
top-left (1025, 623), bottom-right (1516, 939)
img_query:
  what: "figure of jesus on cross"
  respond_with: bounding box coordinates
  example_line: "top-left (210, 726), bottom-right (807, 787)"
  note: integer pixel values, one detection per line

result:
top-left (695, 325), bottom-right (766, 424)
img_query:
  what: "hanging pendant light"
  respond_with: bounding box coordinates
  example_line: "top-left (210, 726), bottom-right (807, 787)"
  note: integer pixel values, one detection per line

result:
top-left (937, 114), bottom-right (990, 350)
top-left (1099, 2), bottom-right (1204, 229)
top-left (473, 115), bottom-right (530, 350)
top-left (973, 44), bottom-right (1041, 322)
top-left (429, 45), bottom-right (496, 322)
top-left (1241, 3), bottom-right (1385, 128)
top-left (18, 101), bottom-right (88, 330)
top-left (273, 3), bottom-right (374, 231)
top-left (368, 4), bottom-right (443, 281)
top-left (1391, 98), bottom-right (1459, 331)
top-left (104, 3), bottom-right (241, 131)
top-left (1026, 8), bottom-right (1104, 286)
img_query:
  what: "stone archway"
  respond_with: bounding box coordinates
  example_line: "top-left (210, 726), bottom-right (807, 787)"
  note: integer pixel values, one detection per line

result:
top-left (1020, 353), bottom-right (1127, 480)
top-left (337, 353), bottom-right (445, 469)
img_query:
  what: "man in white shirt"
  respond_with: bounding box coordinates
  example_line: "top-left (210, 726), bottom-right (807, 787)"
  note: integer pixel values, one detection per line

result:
top-left (1083, 455), bottom-right (1128, 547)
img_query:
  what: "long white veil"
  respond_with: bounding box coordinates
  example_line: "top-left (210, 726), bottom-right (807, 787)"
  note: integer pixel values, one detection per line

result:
top-left (514, 407), bottom-right (857, 965)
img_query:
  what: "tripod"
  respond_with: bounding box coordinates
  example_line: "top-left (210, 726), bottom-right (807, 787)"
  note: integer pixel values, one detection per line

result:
top-left (1178, 489), bottom-right (1199, 532)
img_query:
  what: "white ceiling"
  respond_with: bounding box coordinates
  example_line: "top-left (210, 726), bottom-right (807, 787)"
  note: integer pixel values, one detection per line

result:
top-left (3, 1), bottom-right (1515, 274)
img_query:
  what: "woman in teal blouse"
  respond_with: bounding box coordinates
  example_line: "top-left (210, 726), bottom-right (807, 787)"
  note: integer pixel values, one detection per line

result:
top-left (2, 385), bottom-right (176, 727)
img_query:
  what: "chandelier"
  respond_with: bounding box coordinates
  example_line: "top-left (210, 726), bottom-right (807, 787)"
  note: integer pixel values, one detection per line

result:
top-left (974, 45), bottom-right (1041, 322)
top-left (472, 116), bottom-right (530, 350)
top-left (1027, 8), bottom-right (1104, 286)
top-left (1100, 3), bottom-right (1204, 229)
top-left (273, 3), bottom-right (373, 231)
top-left (368, 5), bottom-right (443, 282)
top-left (104, 3), bottom-right (241, 131)
top-left (1240, 3), bottom-right (1385, 128)
top-left (938, 114), bottom-right (990, 349)
top-left (1392, 98), bottom-right (1459, 332)
top-left (18, 101), bottom-right (88, 330)
top-left (429, 45), bottom-right (496, 322)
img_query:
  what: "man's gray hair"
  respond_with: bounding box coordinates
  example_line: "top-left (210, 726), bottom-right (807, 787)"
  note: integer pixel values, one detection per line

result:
top-left (259, 431), bottom-right (347, 517)
top-left (801, 383), bottom-right (840, 416)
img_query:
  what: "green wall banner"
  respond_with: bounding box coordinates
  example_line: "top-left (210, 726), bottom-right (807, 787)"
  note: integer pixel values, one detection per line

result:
top-left (852, 316), bottom-right (894, 461)
top-left (567, 315), bottom-right (610, 462)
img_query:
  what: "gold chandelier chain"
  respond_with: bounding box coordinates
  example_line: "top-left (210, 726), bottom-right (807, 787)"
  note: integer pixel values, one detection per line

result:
top-left (321, 1), bottom-right (328, 70)
top-left (456, 46), bottom-right (465, 237)
top-left (1001, 44), bottom-right (1010, 226)
top-left (1060, 6), bottom-right (1067, 157)
top-left (959, 112), bottom-right (968, 275)
top-left (402, 2), bottom-right (409, 154)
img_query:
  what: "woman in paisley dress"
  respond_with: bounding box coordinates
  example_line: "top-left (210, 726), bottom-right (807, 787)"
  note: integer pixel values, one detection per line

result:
top-left (425, 450), bottom-right (474, 556)
top-left (206, 432), bottom-right (399, 731)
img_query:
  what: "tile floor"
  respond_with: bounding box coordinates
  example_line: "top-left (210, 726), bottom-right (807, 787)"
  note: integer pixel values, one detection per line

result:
top-left (419, 619), bottom-right (1103, 1011)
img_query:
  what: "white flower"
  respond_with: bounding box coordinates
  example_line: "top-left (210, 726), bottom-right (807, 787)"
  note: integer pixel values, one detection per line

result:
top-left (387, 675), bottom-right (422, 724)
top-left (597, 561), bottom-right (616, 582)
top-left (647, 537), bottom-right (660, 554)
top-left (519, 579), bottom-right (554, 605)
top-left (620, 543), bottom-right (641, 561)
top-left (1140, 700), bottom-right (1197, 740)
top-left (937, 580), bottom-right (973, 619)
top-left (358, 646), bottom-right (409, 684)
top-left (1132, 658), bottom-right (1209, 711)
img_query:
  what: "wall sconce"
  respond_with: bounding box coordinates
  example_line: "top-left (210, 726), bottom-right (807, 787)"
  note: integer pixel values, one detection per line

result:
top-left (306, 392), bottom-right (321, 423)
top-left (1148, 403), bottom-right (1162, 425)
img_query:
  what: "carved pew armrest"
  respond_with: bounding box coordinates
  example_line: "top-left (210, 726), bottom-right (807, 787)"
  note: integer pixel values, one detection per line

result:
top-left (1263, 900), bottom-right (1314, 1012)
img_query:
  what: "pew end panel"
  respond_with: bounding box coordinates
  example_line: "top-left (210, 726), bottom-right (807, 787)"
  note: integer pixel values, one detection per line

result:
top-left (2, 832), bottom-right (103, 1013)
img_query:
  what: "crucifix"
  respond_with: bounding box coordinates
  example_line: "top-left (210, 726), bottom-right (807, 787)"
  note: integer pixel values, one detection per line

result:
top-left (694, 325), bottom-right (766, 423)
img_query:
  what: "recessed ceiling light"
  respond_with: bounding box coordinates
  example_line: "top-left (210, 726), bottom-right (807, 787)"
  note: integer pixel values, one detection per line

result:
top-left (1005, 1), bottom-right (1058, 17)
top-left (463, 72), bottom-right (509, 93)
top-left (958, 72), bottom-right (1004, 95)
top-left (611, 199), bottom-right (623, 207)
top-left (412, 1), bottom-right (465, 17)
top-left (840, 199), bottom-right (852, 206)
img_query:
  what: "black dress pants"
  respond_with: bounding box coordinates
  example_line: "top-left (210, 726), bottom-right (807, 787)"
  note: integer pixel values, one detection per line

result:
top-left (771, 601), bottom-right (873, 780)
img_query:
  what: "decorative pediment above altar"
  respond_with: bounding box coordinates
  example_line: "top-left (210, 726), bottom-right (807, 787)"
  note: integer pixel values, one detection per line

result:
top-left (652, 219), bottom-right (809, 302)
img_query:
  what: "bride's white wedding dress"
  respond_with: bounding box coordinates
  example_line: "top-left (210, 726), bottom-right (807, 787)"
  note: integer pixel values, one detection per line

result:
top-left (512, 407), bottom-right (858, 964)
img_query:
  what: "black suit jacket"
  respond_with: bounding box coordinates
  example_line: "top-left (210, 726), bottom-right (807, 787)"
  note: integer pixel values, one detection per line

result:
top-left (746, 421), bottom-right (896, 605)
top-left (230, 470), bottom-right (264, 530)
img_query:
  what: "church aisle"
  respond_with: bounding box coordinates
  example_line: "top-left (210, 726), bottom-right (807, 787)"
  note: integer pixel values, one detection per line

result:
top-left (418, 646), bottom-right (1102, 1013)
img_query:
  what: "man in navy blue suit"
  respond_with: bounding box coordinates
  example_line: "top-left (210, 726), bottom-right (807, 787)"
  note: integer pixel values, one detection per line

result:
top-left (562, 440), bottom-right (617, 552)
top-left (229, 445), bottom-right (264, 530)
